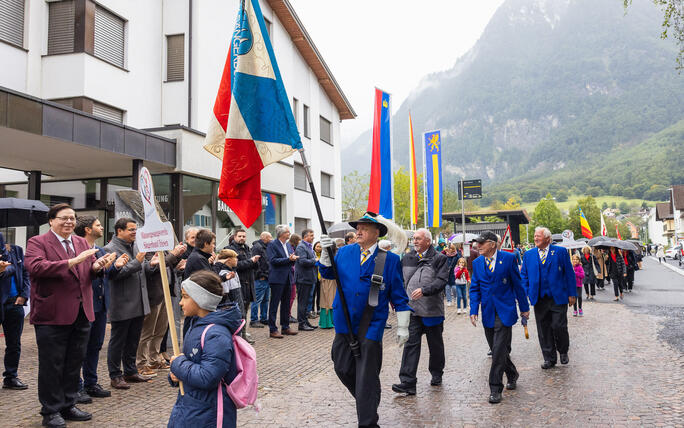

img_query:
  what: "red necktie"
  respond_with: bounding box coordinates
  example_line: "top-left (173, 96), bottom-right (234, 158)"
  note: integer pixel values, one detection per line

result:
top-left (63, 240), bottom-right (75, 258)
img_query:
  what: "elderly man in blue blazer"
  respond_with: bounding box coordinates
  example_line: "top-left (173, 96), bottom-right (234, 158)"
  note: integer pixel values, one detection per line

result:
top-left (266, 224), bottom-right (299, 338)
top-left (469, 231), bottom-right (529, 404)
top-left (521, 226), bottom-right (576, 369)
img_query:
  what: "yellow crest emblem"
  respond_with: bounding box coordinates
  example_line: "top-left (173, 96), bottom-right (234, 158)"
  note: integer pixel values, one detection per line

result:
top-left (429, 133), bottom-right (440, 151)
top-left (382, 100), bottom-right (388, 108)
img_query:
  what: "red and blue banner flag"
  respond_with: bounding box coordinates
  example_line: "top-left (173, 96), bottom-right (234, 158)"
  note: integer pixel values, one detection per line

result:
top-left (204, 0), bottom-right (301, 228)
top-left (367, 89), bottom-right (393, 219)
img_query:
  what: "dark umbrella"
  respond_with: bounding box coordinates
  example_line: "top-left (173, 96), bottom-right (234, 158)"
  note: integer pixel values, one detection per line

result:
top-left (0, 198), bottom-right (49, 228)
top-left (327, 222), bottom-right (355, 238)
top-left (588, 236), bottom-right (611, 246)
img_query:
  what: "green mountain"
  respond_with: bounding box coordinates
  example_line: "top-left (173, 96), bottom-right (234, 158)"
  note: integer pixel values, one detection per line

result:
top-left (342, 0), bottom-right (684, 204)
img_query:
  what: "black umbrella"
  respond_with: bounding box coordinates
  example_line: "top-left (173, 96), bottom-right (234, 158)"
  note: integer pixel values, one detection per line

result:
top-left (588, 236), bottom-right (611, 246)
top-left (327, 222), bottom-right (355, 238)
top-left (0, 198), bottom-right (49, 228)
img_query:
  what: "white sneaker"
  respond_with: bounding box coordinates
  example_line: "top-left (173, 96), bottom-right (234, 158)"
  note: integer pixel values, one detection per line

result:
top-left (457, 308), bottom-right (462, 314)
top-left (447, 302), bottom-right (452, 307)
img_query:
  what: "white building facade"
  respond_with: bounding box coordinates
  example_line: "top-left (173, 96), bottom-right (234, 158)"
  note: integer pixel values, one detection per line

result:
top-left (0, 0), bottom-right (355, 246)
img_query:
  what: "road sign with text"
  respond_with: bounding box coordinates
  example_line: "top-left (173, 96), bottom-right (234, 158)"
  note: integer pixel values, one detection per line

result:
top-left (458, 179), bottom-right (482, 199)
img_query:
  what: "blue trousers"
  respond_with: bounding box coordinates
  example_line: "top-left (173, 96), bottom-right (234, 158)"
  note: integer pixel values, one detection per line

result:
top-left (455, 284), bottom-right (468, 309)
top-left (81, 309), bottom-right (107, 387)
top-left (1, 300), bottom-right (24, 379)
top-left (250, 279), bottom-right (270, 323)
top-left (445, 283), bottom-right (457, 302)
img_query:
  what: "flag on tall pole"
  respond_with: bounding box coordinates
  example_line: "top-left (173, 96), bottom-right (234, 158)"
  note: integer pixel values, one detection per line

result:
top-left (424, 130), bottom-right (443, 228)
top-left (600, 211), bottom-right (607, 236)
top-left (616, 224), bottom-right (622, 240)
top-left (367, 89), bottom-right (393, 219)
top-left (579, 207), bottom-right (593, 239)
top-left (408, 112), bottom-right (419, 226)
top-left (203, 0), bottom-right (302, 228)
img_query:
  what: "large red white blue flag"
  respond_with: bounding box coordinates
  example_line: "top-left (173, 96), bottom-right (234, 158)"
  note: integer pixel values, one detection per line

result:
top-left (367, 88), bottom-right (393, 219)
top-left (204, 0), bottom-right (301, 228)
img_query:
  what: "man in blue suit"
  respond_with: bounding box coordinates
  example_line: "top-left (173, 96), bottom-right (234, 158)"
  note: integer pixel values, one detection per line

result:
top-left (0, 232), bottom-right (30, 391)
top-left (521, 226), bottom-right (576, 369)
top-left (469, 231), bottom-right (529, 404)
top-left (266, 224), bottom-right (299, 338)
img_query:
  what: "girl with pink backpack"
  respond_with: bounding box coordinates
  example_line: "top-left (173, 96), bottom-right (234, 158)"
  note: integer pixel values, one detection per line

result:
top-left (168, 271), bottom-right (242, 427)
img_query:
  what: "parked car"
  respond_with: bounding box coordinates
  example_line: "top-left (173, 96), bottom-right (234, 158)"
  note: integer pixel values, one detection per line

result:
top-left (665, 244), bottom-right (682, 260)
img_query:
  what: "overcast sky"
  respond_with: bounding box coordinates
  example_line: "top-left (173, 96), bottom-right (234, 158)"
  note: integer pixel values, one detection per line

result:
top-left (289, 0), bottom-right (505, 147)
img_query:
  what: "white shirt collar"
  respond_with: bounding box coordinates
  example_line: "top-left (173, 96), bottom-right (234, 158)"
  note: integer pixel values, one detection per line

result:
top-left (360, 243), bottom-right (378, 261)
top-left (486, 251), bottom-right (497, 264)
top-left (51, 229), bottom-right (73, 244)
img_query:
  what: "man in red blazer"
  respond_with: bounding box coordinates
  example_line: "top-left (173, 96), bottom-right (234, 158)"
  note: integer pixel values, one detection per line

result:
top-left (25, 204), bottom-right (115, 428)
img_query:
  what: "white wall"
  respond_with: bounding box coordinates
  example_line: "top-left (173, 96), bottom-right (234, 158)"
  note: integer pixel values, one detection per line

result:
top-left (0, 44), bottom-right (28, 91)
top-left (647, 208), bottom-right (666, 246)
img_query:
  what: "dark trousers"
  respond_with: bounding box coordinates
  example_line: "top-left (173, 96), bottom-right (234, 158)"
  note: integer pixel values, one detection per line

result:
top-left (596, 278), bottom-right (604, 289)
top-left (296, 282), bottom-right (313, 326)
top-left (398, 315), bottom-right (445, 385)
top-left (611, 275), bottom-right (623, 297)
top-left (107, 315), bottom-right (144, 378)
top-left (484, 314), bottom-right (517, 393)
top-left (81, 309), bottom-right (108, 388)
top-left (625, 269), bottom-right (634, 290)
top-left (573, 288), bottom-right (583, 311)
top-left (331, 334), bottom-right (383, 428)
top-left (533, 296), bottom-right (569, 363)
top-left (583, 279), bottom-right (596, 296)
top-left (268, 282), bottom-right (291, 332)
top-left (34, 305), bottom-right (91, 415)
top-left (2, 300), bottom-right (24, 379)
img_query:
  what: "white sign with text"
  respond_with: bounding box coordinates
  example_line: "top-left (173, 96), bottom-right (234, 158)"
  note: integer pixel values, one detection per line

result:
top-left (137, 167), bottom-right (175, 252)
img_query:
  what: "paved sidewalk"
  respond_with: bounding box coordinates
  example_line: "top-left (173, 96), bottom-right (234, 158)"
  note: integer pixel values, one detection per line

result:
top-left (1, 263), bottom-right (684, 427)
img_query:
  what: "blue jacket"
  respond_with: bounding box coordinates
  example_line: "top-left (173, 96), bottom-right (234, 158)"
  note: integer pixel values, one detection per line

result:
top-left (0, 233), bottom-right (30, 312)
top-left (469, 251), bottom-right (529, 328)
top-left (294, 241), bottom-right (317, 285)
top-left (168, 304), bottom-right (241, 428)
top-left (319, 244), bottom-right (411, 342)
top-left (521, 245), bottom-right (576, 306)
top-left (92, 246), bottom-right (109, 313)
top-left (266, 239), bottom-right (294, 285)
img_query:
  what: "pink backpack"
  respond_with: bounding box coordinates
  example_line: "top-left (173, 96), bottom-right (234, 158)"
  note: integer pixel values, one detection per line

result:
top-left (200, 319), bottom-right (259, 427)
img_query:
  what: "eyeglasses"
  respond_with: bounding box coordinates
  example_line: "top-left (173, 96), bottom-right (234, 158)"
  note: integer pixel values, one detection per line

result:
top-left (55, 216), bottom-right (76, 222)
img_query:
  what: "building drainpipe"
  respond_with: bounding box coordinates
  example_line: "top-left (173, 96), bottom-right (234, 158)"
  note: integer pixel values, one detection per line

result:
top-left (187, 0), bottom-right (193, 128)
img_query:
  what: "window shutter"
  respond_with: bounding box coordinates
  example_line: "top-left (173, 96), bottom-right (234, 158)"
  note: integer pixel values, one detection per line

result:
top-left (92, 101), bottom-right (123, 123)
top-left (48, 0), bottom-right (74, 55)
top-left (320, 116), bottom-right (332, 144)
top-left (94, 6), bottom-right (125, 67)
top-left (0, 0), bottom-right (24, 47)
top-left (294, 163), bottom-right (308, 191)
top-left (321, 172), bottom-right (332, 197)
top-left (166, 34), bottom-right (184, 81)
top-left (303, 104), bottom-right (310, 138)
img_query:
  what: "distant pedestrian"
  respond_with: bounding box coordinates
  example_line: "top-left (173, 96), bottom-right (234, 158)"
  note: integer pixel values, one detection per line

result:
top-left (594, 248), bottom-right (608, 290)
top-left (605, 247), bottom-right (626, 301)
top-left (266, 225), bottom-right (299, 338)
top-left (444, 244), bottom-right (460, 308)
top-left (250, 232), bottom-right (272, 328)
top-left (294, 229), bottom-right (318, 331)
top-left (287, 233), bottom-right (301, 321)
top-left (344, 232), bottom-right (357, 245)
top-left (571, 255), bottom-right (585, 317)
top-left (580, 246), bottom-right (599, 300)
top-left (453, 257), bottom-right (470, 315)
top-left (656, 245), bottom-right (664, 263)
top-left (623, 250), bottom-right (637, 292)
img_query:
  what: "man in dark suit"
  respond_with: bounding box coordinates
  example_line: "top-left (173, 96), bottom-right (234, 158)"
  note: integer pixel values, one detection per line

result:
top-left (0, 231), bottom-right (30, 391)
top-left (469, 231), bottom-right (529, 404)
top-left (295, 228), bottom-right (318, 331)
top-left (266, 224), bottom-right (299, 338)
top-left (25, 204), bottom-right (114, 428)
top-left (521, 226), bottom-right (576, 369)
top-left (228, 228), bottom-right (260, 342)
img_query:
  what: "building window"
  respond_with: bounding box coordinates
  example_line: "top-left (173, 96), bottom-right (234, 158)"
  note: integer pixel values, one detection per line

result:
top-left (48, 0), bottom-right (75, 55)
top-left (321, 172), bottom-right (333, 198)
top-left (0, 0), bottom-right (25, 48)
top-left (303, 104), bottom-right (310, 139)
top-left (166, 34), bottom-right (184, 81)
top-left (294, 217), bottom-right (310, 236)
top-left (92, 101), bottom-right (124, 123)
top-left (320, 116), bottom-right (332, 145)
top-left (294, 163), bottom-right (308, 191)
top-left (94, 5), bottom-right (126, 67)
top-left (292, 97), bottom-right (299, 132)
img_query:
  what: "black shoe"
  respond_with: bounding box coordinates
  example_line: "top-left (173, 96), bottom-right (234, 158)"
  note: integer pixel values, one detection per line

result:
top-left (249, 321), bottom-right (265, 328)
top-left (84, 383), bottom-right (111, 398)
top-left (289, 316), bottom-right (297, 323)
top-left (298, 324), bottom-right (315, 331)
top-left (2, 377), bottom-right (28, 390)
top-left (60, 406), bottom-right (92, 421)
top-left (506, 379), bottom-right (517, 390)
top-left (560, 353), bottom-right (569, 365)
top-left (391, 383), bottom-right (416, 395)
top-left (305, 322), bottom-right (318, 329)
top-left (488, 392), bottom-right (502, 404)
top-left (487, 350), bottom-right (492, 357)
top-left (259, 320), bottom-right (269, 325)
top-left (430, 377), bottom-right (442, 386)
top-left (541, 360), bottom-right (556, 369)
top-left (76, 389), bottom-right (92, 404)
top-left (42, 413), bottom-right (66, 428)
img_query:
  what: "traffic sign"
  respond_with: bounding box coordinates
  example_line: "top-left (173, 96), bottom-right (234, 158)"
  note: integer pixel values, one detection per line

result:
top-left (458, 179), bottom-right (482, 199)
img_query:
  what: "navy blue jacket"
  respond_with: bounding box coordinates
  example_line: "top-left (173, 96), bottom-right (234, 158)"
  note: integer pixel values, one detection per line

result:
top-left (266, 239), bottom-right (294, 285)
top-left (469, 251), bottom-right (529, 328)
top-left (294, 241), bottom-right (317, 285)
top-left (0, 233), bottom-right (30, 310)
top-left (169, 305), bottom-right (240, 428)
top-left (521, 245), bottom-right (576, 306)
top-left (91, 246), bottom-right (109, 313)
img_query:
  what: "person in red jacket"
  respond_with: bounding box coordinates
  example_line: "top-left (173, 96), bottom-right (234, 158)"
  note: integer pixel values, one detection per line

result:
top-left (453, 257), bottom-right (471, 314)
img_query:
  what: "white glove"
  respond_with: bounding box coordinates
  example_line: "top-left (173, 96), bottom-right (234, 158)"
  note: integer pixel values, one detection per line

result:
top-left (319, 234), bottom-right (333, 267)
top-left (396, 311), bottom-right (411, 346)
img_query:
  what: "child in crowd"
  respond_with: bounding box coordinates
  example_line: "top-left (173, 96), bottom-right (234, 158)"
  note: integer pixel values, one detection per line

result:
top-left (214, 249), bottom-right (244, 309)
top-left (168, 271), bottom-right (240, 428)
top-left (572, 255), bottom-right (585, 317)
top-left (445, 244), bottom-right (460, 307)
top-left (453, 257), bottom-right (470, 315)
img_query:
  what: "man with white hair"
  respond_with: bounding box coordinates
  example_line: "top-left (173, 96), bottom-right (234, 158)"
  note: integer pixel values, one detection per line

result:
top-left (266, 225), bottom-right (299, 338)
top-left (521, 226), bottom-right (576, 369)
top-left (392, 228), bottom-right (449, 395)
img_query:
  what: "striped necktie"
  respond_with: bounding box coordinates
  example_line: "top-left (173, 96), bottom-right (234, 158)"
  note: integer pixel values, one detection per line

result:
top-left (540, 248), bottom-right (547, 265)
top-left (361, 250), bottom-right (371, 265)
top-left (486, 257), bottom-right (494, 272)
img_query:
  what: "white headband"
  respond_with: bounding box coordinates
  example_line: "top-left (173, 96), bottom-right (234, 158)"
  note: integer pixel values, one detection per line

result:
top-left (182, 279), bottom-right (222, 312)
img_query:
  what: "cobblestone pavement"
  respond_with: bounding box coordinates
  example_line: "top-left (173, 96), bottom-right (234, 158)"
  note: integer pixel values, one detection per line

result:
top-left (2, 260), bottom-right (684, 427)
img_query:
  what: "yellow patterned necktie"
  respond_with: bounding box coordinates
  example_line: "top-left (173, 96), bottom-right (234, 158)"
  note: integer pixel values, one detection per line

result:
top-left (540, 248), bottom-right (547, 265)
top-left (486, 257), bottom-right (494, 272)
top-left (361, 250), bottom-right (371, 265)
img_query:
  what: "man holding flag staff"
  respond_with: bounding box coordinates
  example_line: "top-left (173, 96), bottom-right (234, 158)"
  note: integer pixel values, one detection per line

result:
top-left (318, 212), bottom-right (411, 428)
top-left (469, 231), bottom-right (529, 404)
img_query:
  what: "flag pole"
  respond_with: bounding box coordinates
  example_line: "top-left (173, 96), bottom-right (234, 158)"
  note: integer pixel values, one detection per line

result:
top-left (298, 148), bottom-right (361, 359)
